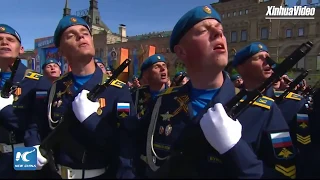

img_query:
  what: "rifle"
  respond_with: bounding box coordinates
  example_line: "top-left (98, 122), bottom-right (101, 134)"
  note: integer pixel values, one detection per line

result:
top-left (275, 70), bottom-right (309, 103)
top-left (38, 59), bottom-right (131, 172)
top-left (149, 41), bottom-right (313, 178)
top-left (1, 58), bottom-right (21, 98)
top-left (175, 72), bottom-right (187, 86)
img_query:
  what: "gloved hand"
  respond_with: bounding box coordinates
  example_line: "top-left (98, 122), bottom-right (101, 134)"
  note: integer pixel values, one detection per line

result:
top-left (200, 103), bottom-right (242, 154)
top-left (33, 145), bottom-right (48, 170)
top-left (72, 89), bottom-right (100, 123)
top-left (0, 95), bottom-right (13, 111)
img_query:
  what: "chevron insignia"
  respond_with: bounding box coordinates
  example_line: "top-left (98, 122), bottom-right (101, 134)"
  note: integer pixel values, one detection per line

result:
top-left (275, 164), bottom-right (296, 179)
top-left (296, 134), bottom-right (311, 145)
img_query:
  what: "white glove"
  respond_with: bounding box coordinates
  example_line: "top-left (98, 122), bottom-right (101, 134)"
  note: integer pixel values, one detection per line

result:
top-left (0, 94), bottom-right (13, 111)
top-left (200, 103), bottom-right (242, 154)
top-left (72, 89), bottom-right (100, 123)
top-left (33, 145), bottom-right (48, 170)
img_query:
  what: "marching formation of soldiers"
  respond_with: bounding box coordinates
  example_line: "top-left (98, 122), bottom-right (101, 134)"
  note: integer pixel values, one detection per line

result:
top-left (0, 4), bottom-right (319, 179)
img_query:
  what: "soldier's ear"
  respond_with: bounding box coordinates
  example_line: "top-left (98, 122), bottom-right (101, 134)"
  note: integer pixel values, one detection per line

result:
top-left (19, 46), bottom-right (24, 54)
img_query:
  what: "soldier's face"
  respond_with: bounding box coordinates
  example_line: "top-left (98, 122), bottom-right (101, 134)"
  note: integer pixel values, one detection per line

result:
top-left (146, 62), bottom-right (168, 85)
top-left (0, 33), bottom-right (24, 60)
top-left (106, 71), bottom-right (112, 76)
top-left (59, 25), bottom-right (94, 61)
top-left (238, 51), bottom-right (272, 83)
top-left (175, 19), bottom-right (228, 72)
top-left (44, 63), bottom-right (61, 78)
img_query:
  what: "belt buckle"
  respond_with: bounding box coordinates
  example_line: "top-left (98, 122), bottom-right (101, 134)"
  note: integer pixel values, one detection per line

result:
top-left (60, 166), bottom-right (75, 179)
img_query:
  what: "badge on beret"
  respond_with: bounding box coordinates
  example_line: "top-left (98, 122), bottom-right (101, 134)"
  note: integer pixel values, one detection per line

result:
top-left (50, 60), bottom-right (53, 63)
top-left (203, 6), bottom-right (212, 14)
top-left (0, 27), bottom-right (5, 31)
top-left (70, 17), bottom-right (77, 23)
top-left (157, 56), bottom-right (161, 60)
top-left (258, 44), bottom-right (263, 49)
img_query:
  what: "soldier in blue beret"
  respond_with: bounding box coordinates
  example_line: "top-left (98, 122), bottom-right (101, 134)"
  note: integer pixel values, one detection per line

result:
top-left (230, 74), bottom-right (243, 88)
top-left (172, 71), bottom-right (189, 86)
top-left (105, 66), bottom-right (113, 77)
top-left (94, 57), bottom-right (108, 75)
top-left (24, 15), bottom-right (137, 179)
top-left (42, 59), bottom-right (61, 83)
top-left (0, 24), bottom-right (51, 178)
top-left (135, 5), bottom-right (298, 179)
top-left (234, 42), bottom-right (319, 178)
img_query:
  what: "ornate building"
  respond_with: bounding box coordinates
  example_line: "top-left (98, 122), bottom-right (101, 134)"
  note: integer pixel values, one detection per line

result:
top-left (212, 0), bottom-right (320, 84)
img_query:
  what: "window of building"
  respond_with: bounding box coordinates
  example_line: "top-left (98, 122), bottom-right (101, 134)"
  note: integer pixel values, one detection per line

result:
top-left (296, 57), bottom-right (305, 69)
top-left (95, 16), bottom-right (100, 24)
top-left (286, 29), bottom-right (292, 38)
top-left (298, 28), bottom-right (304, 36)
top-left (233, 11), bottom-right (237, 16)
top-left (222, 14), bottom-right (225, 18)
top-left (100, 48), bottom-right (104, 58)
top-left (241, 30), bottom-right (247, 41)
top-left (224, 32), bottom-right (228, 42)
top-left (245, 9), bottom-right (249, 14)
top-left (261, 27), bottom-right (269, 39)
top-left (227, 13), bottom-right (231, 17)
top-left (231, 31), bottom-right (237, 42)
top-left (317, 55), bottom-right (320, 70)
top-left (239, 10), bottom-right (243, 15)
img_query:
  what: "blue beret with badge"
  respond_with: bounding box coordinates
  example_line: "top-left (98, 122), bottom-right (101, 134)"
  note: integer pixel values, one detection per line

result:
top-left (230, 74), bottom-right (241, 81)
top-left (132, 75), bottom-right (138, 81)
top-left (54, 15), bottom-right (91, 47)
top-left (106, 66), bottom-right (112, 71)
top-left (140, 54), bottom-right (166, 73)
top-left (170, 5), bottom-right (221, 53)
top-left (0, 24), bottom-right (21, 43)
top-left (174, 71), bottom-right (185, 78)
top-left (42, 59), bottom-right (60, 69)
top-left (94, 57), bottom-right (104, 64)
top-left (232, 42), bottom-right (268, 67)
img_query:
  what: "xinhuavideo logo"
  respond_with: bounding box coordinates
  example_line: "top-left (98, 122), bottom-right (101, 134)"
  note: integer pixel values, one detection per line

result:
top-left (13, 147), bottom-right (37, 171)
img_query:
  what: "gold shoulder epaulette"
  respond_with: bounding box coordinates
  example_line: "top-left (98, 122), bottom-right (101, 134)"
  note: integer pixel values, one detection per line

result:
top-left (285, 92), bottom-right (301, 101)
top-left (53, 72), bottom-right (70, 83)
top-left (240, 95), bottom-right (274, 110)
top-left (110, 79), bottom-right (126, 88)
top-left (25, 71), bottom-right (43, 80)
top-left (157, 85), bottom-right (183, 96)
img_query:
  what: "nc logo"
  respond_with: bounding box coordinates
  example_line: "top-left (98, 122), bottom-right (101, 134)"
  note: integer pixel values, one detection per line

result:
top-left (15, 149), bottom-right (35, 162)
top-left (14, 147), bottom-right (37, 171)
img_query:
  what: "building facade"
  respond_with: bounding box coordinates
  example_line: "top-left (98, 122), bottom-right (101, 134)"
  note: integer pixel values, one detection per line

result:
top-left (212, 0), bottom-right (320, 84)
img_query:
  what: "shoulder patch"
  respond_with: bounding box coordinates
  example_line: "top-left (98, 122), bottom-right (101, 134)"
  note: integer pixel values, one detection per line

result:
top-left (285, 92), bottom-right (301, 101)
top-left (25, 71), bottom-right (43, 80)
top-left (110, 79), bottom-right (126, 88)
top-left (157, 85), bottom-right (183, 96)
top-left (240, 95), bottom-right (274, 110)
top-left (53, 72), bottom-right (70, 83)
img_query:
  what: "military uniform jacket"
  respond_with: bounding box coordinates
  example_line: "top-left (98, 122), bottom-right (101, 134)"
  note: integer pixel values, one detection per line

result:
top-left (25, 67), bottom-right (137, 172)
top-left (131, 85), bottom-right (153, 119)
top-left (138, 72), bottom-right (298, 178)
top-left (0, 62), bottom-right (51, 144)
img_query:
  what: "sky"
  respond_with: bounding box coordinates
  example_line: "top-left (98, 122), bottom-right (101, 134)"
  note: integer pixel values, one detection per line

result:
top-left (0, 0), bottom-right (310, 50)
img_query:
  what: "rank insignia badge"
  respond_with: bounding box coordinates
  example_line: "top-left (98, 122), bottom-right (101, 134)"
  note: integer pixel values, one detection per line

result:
top-left (70, 17), bottom-right (77, 23)
top-left (160, 111), bottom-right (173, 121)
top-left (270, 132), bottom-right (295, 160)
top-left (203, 6), bottom-right (212, 14)
top-left (117, 103), bottom-right (130, 118)
top-left (0, 27), bottom-right (5, 31)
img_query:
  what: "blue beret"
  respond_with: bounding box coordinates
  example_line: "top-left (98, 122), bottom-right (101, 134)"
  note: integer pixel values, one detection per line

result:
top-left (230, 74), bottom-right (241, 81)
top-left (140, 54), bottom-right (166, 73)
top-left (170, 5), bottom-right (221, 53)
top-left (54, 15), bottom-right (91, 47)
top-left (94, 57), bottom-right (104, 64)
top-left (232, 42), bottom-right (268, 67)
top-left (0, 24), bottom-right (21, 43)
top-left (106, 67), bottom-right (112, 71)
top-left (42, 59), bottom-right (60, 69)
top-left (174, 71), bottom-right (185, 78)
